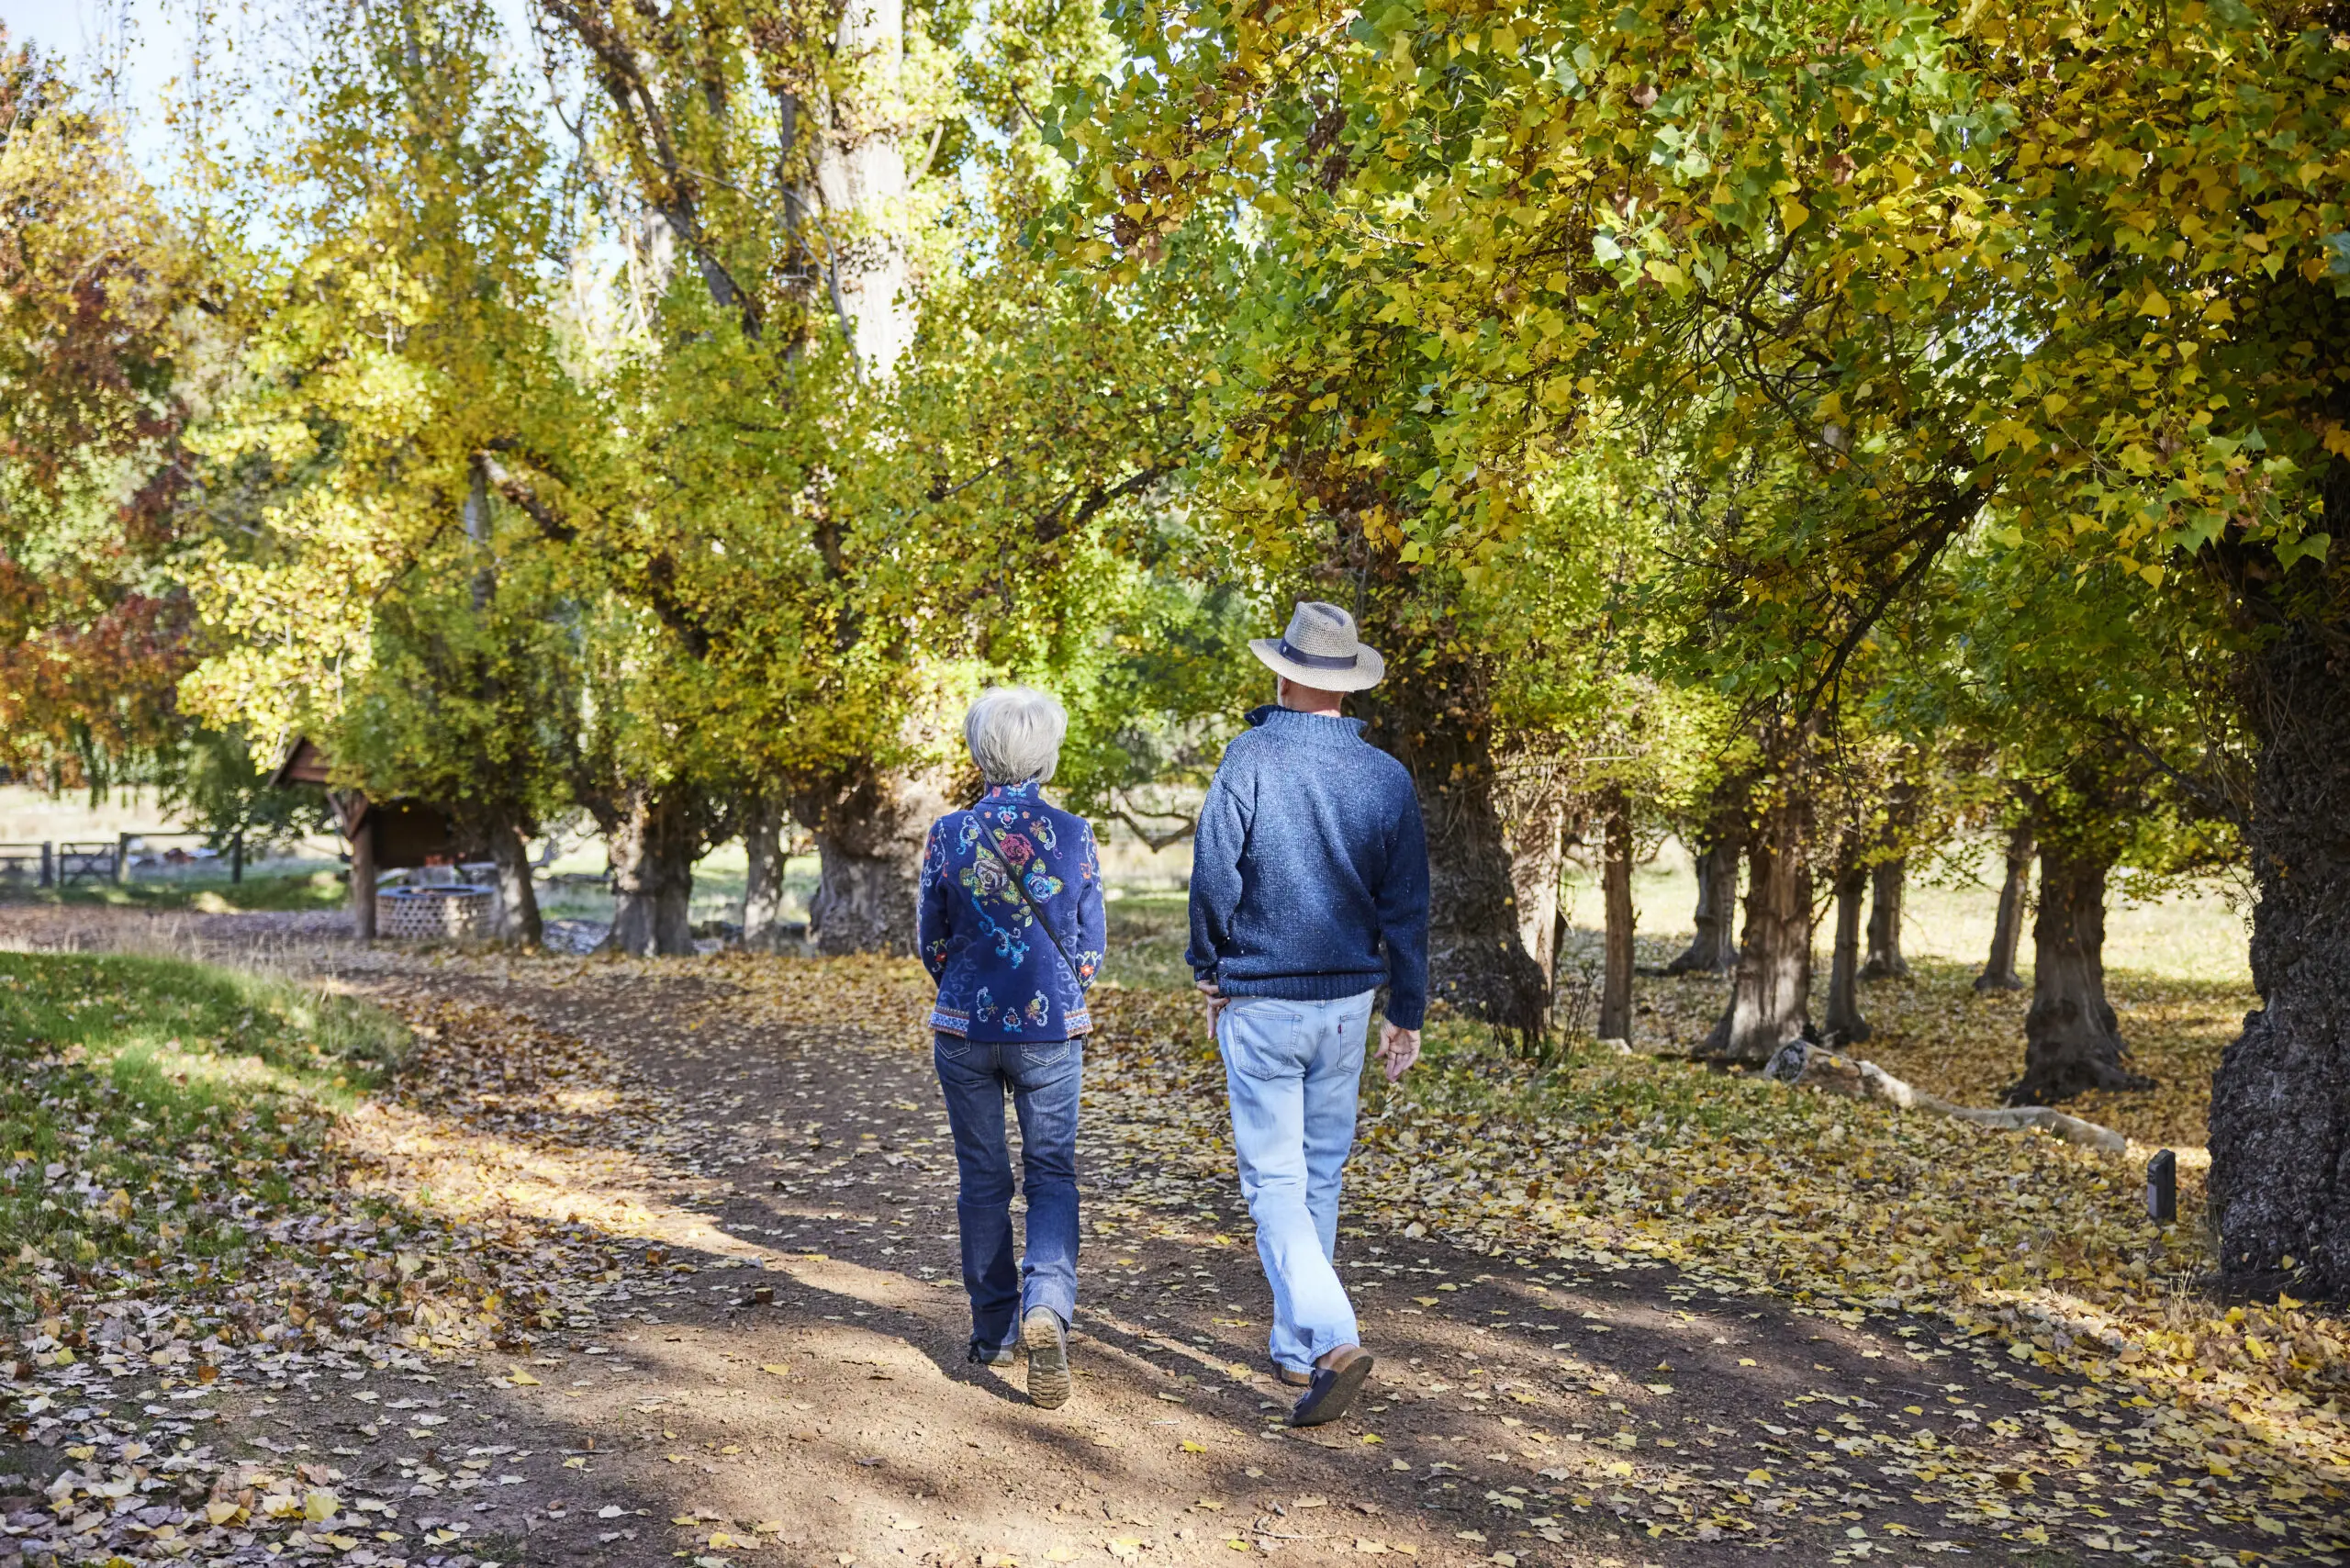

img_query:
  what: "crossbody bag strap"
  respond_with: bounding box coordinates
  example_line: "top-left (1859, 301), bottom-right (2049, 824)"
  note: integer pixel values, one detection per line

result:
top-left (976, 814), bottom-right (1084, 988)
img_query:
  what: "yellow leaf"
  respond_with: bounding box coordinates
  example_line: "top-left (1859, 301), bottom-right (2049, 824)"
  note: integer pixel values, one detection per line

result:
top-left (761, 1363), bottom-right (792, 1376)
top-left (1181, 1440), bottom-right (1207, 1453)
top-left (2140, 289), bottom-right (2171, 318)
top-left (302, 1488), bottom-right (339, 1523)
top-left (506, 1367), bottom-right (541, 1386)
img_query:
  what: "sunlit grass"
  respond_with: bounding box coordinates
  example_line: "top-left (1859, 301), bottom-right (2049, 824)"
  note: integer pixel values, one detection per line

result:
top-left (0, 953), bottom-right (408, 1314)
top-left (1, 868), bottom-right (352, 914)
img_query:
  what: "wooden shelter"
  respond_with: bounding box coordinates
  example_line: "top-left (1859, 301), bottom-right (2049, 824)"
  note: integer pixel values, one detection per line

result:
top-left (273, 738), bottom-right (476, 939)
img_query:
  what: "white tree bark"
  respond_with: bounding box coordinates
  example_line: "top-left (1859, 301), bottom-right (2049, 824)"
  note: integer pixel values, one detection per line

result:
top-left (1764, 1040), bottom-right (2125, 1154)
top-left (815, 0), bottom-right (913, 376)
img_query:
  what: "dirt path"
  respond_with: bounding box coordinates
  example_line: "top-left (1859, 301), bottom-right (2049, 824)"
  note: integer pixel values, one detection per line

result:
top-left (0, 916), bottom-right (2308, 1567)
top-left (251, 956), bottom-right (2268, 1568)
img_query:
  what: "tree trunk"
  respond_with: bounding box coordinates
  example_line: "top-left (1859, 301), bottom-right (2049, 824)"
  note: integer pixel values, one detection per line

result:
top-left (1702, 789), bottom-right (1812, 1062)
top-left (812, 0), bottom-right (913, 375)
top-left (741, 791), bottom-right (795, 950)
top-left (1862, 857), bottom-right (1908, 979)
top-left (1665, 837), bottom-right (1742, 975)
top-left (790, 759), bottom-right (954, 956)
top-left (1597, 789), bottom-right (1635, 1042)
top-left (2006, 846), bottom-right (2150, 1104)
top-left (349, 812), bottom-right (376, 942)
top-left (1824, 862), bottom-right (1872, 1045)
top-left (1359, 650), bottom-right (1550, 1041)
top-left (603, 786), bottom-right (702, 957)
top-left (487, 818), bottom-right (543, 947)
top-left (1503, 793), bottom-right (1567, 983)
top-left (2208, 616), bottom-right (2350, 1294)
top-left (1975, 823), bottom-right (2034, 992)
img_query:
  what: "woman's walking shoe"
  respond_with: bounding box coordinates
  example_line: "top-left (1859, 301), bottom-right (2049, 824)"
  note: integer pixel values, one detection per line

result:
top-left (1289, 1344), bottom-right (1373, 1428)
top-left (1023, 1307), bottom-right (1071, 1409)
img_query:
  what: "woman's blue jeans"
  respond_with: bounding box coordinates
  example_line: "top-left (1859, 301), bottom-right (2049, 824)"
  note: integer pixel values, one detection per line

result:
top-left (934, 1033), bottom-right (1082, 1358)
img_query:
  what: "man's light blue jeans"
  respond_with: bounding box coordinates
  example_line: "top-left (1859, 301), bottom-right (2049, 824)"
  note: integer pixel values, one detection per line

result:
top-left (1217, 991), bottom-right (1376, 1376)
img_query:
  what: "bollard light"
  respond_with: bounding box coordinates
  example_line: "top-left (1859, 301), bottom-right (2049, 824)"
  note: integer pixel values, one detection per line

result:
top-left (2144, 1148), bottom-right (2177, 1225)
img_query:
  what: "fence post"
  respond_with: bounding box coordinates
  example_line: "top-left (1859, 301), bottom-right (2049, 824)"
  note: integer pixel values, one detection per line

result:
top-left (115, 832), bottom-right (132, 885)
top-left (230, 831), bottom-right (244, 885)
top-left (39, 842), bottom-right (52, 889)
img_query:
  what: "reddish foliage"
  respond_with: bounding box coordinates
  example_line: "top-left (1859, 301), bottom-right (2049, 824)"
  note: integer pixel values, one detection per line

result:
top-left (0, 24), bottom-right (196, 777)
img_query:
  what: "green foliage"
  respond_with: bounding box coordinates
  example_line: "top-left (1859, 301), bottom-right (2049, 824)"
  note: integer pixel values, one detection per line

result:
top-left (158, 729), bottom-right (333, 853)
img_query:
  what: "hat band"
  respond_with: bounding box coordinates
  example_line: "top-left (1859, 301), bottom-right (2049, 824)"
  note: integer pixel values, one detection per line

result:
top-left (1279, 638), bottom-right (1359, 671)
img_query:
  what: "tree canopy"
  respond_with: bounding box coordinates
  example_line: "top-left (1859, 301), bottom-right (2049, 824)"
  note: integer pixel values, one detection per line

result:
top-left (4, 0), bottom-right (2347, 1291)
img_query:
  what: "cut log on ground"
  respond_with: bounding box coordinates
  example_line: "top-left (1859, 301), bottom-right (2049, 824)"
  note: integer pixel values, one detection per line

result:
top-left (1763, 1039), bottom-right (2125, 1154)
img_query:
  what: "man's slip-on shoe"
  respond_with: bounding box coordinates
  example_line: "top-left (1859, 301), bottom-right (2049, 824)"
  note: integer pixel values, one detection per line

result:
top-left (1289, 1344), bottom-right (1373, 1427)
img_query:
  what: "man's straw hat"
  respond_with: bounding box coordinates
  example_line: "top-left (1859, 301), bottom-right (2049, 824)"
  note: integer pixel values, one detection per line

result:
top-left (1249, 600), bottom-right (1387, 693)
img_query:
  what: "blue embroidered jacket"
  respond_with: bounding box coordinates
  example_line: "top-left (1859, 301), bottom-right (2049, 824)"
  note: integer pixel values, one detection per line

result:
top-left (918, 782), bottom-right (1107, 1041)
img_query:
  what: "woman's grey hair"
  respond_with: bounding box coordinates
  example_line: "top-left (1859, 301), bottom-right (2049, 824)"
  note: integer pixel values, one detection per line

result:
top-left (964, 686), bottom-right (1068, 786)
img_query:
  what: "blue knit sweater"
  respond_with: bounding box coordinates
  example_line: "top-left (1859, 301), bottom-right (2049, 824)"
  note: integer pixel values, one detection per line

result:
top-left (1185, 705), bottom-right (1430, 1028)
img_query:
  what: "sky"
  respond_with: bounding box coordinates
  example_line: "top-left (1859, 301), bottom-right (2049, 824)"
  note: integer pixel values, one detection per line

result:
top-left (4, 0), bottom-right (230, 181)
top-left (0, 0), bottom-right (542, 189)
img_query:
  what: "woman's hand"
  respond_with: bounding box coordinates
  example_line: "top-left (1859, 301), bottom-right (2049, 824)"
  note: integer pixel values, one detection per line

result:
top-left (1379, 1023), bottom-right (1422, 1081)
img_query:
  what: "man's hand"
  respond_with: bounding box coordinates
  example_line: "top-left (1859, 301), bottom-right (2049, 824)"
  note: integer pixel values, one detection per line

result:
top-left (1196, 979), bottom-right (1227, 1033)
top-left (1379, 1022), bottom-right (1422, 1081)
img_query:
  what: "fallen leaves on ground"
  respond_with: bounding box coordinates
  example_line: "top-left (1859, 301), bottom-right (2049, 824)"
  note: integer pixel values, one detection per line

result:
top-left (2, 934), bottom-right (2339, 1568)
top-left (1086, 979), bottom-right (2349, 1562)
top-left (1627, 949), bottom-right (2244, 1155)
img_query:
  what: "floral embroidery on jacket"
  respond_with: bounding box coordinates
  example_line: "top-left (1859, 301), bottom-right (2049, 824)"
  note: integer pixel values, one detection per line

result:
top-left (919, 782), bottom-right (1107, 1042)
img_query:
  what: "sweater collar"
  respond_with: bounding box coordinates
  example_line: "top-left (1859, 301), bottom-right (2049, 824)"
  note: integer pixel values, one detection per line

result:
top-left (1247, 704), bottom-right (1366, 742)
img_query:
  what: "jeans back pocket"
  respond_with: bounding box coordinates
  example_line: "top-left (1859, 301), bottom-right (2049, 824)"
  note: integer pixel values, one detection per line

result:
top-left (1219, 1002), bottom-right (1306, 1080)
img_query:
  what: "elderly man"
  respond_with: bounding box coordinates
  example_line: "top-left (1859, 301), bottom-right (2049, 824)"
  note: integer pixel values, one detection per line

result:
top-left (1187, 601), bottom-right (1429, 1427)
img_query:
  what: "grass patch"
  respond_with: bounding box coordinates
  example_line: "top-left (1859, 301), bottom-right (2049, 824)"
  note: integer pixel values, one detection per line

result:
top-left (0, 868), bottom-right (352, 913)
top-left (0, 952), bottom-right (408, 1316)
top-left (1101, 889), bottom-right (1196, 991)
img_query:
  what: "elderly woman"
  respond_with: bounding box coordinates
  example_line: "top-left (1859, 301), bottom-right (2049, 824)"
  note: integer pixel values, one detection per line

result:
top-left (917, 686), bottom-right (1106, 1408)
